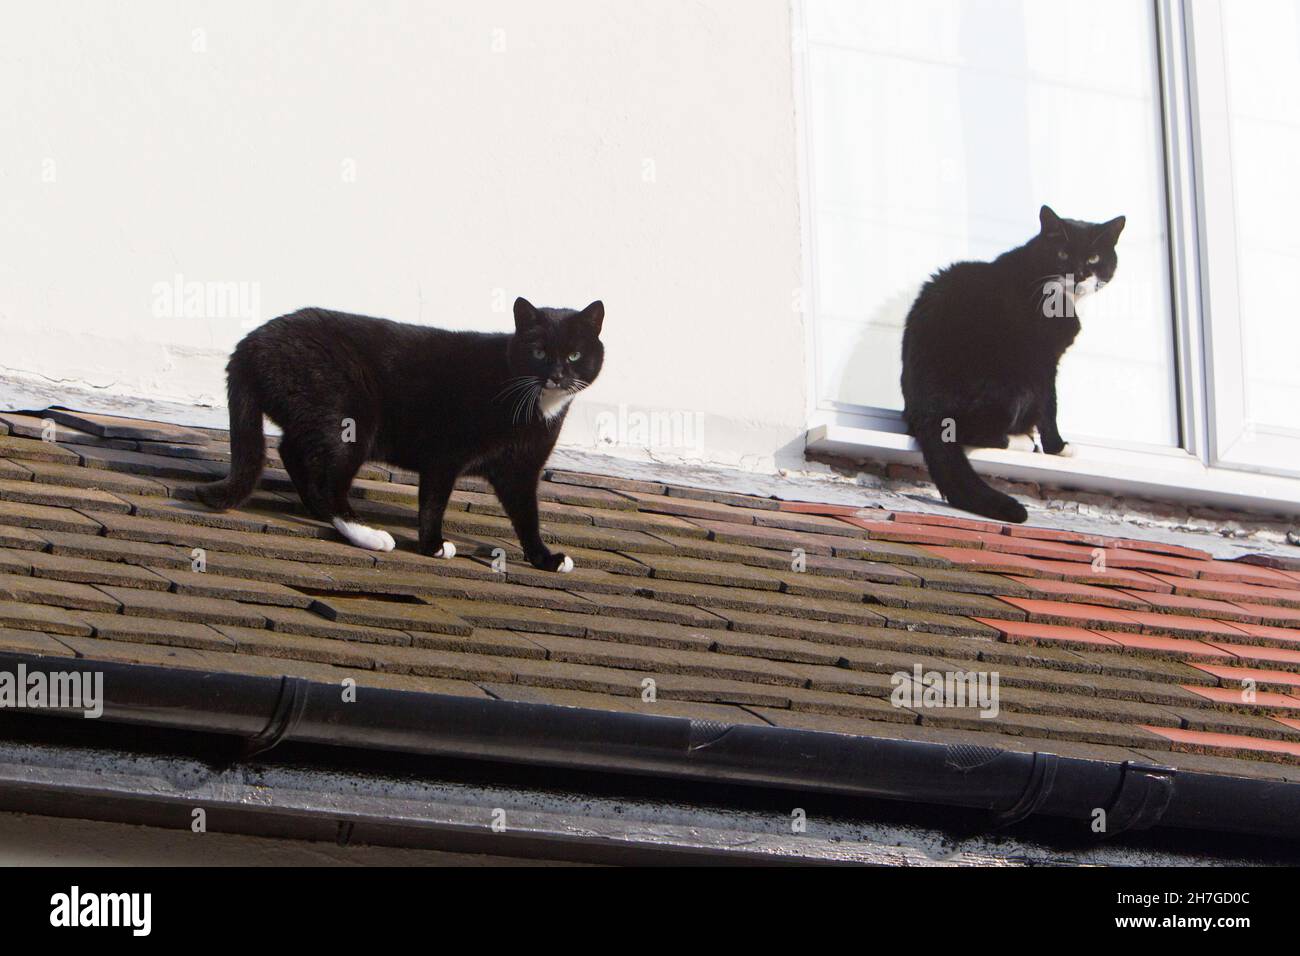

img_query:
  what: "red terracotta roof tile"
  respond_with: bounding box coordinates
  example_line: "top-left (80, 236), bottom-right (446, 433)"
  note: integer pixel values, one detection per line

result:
top-left (1190, 662), bottom-right (1300, 690)
top-left (1106, 538), bottom-right (1212, 561)
top-left (1199, 551), bottom-right (1299, 573)
top-left (1228, 602), bottom-right (1300, 629)
top-left (756, 510), bottom-right (875, 538)
top-left (1100, 548), bottom-right (1201, 577)
top-left (838, 518), bottom-right (986, 548)
top-left (1231, 621), bottom-right (1300, 647)
top-left (776, 500), bottom-right (863, 517)
top-left (1117, 589), bottom-right (1259, 622)
top-left (621, 490), bottom-right (755, 525)
top-left (1002, 524), bottom-right (1106, 546)
top-left (973, 616), bottom-right (1123, 649)
top-left (888, 511), bottom-right (1005, 534)
top-left (1016, 557), bottom-right (1173, 592)
top-left (1180, 684), bottom-right (1300, 709)
top-left (920, 546), bottom-right (1062, 578)
top-left (1145, 572), bottom-right (1300, 609)
top-left (1119, 610), bottom-right (1252, 640)
top-left (1198, 561), bottom-right (1298, 587)
top-left (1139, 724), bottom-right (1300, 761)
top-left (1105, 633), bottom-right (1234, 659)
top-left (976, 534), bottom-right (1100, 562)
top-left (995, 596), bottom-right (1143, 632)
top-left (1006, 576), bottom-right (1150, 610)
top-left (1205, 641), bottom-right (1300, 668)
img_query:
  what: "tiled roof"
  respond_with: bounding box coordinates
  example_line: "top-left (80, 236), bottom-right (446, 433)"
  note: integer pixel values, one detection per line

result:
top-left (2, 407), bottom-right (1300, 787)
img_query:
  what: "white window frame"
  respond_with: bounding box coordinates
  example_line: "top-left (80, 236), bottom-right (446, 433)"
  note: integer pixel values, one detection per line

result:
top-left (793, 0), bottom-right (1300, 514)
top-left (1187, 0), bottom-right (1300, 480)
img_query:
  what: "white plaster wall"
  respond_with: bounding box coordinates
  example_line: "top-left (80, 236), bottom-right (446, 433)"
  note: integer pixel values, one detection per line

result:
top-left (0, 0), bottom-right (806, 470)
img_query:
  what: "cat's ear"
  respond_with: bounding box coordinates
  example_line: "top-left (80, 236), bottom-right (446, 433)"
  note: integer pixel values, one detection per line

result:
top-left (1101, 215), bottom-right (1126, 244)
top-left (1039, 205), bottom-right (1062, 233)
top-left (513, 297), bottom-right (539, 332)
top-left (577, 300), bottom-right (604, 336)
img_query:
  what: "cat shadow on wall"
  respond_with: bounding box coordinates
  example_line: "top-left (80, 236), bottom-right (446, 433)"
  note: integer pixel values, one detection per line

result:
top-left (839, 284), bottom-right (924, 430)
top-left (832, 276), bottom-right (1041, 505)
top-left (779, 282), bottom-right (922, 476)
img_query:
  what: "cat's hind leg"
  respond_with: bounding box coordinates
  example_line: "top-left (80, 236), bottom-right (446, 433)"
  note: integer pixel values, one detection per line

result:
top-left (276, 433), bottom-right (335, 521)
top-left (955, 391), bottom-right (1039, 453)
top-left (315, 421), bottom-right (395, 552)
top-left (331, 515), bottom-right (395, 552)
top-left (330, 476), bottom-right (394, 552)
top-left (276, 434), bottom-right (324, 518)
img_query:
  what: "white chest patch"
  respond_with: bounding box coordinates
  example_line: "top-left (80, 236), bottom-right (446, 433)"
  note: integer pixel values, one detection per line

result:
top-left (538, 388), bottom-right (575, 421)
top-left (1075, 274), bottom-right (1099, 296)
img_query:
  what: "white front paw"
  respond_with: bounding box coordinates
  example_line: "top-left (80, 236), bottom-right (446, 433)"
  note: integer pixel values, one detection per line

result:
top-left (434, 541), bottom-right (456, 559)
top-left (1057, 443), bottom-right (1076, 457)
top-left (1006, 434), bottom-right (1036, 452)
top-left (558, 555), bottom-right (574, 573)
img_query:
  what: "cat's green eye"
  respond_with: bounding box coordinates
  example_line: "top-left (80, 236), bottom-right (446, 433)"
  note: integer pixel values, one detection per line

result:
top-left (567, 351), bottom-right (581, 362)
top-left (1057, 250), bottom-right (1070, 261)
top-left (532, 348), bottom-right (546, 360)
top-left (1086, 254), bottom-right (1100, 265)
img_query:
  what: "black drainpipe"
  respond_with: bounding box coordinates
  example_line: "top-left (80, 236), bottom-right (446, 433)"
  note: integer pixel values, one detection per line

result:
top-left (3, 649), bottom-right (1298, 840)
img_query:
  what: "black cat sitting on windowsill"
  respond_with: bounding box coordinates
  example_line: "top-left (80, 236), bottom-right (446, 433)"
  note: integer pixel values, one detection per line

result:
top-left (197, 297), bottom-right (605, 572)
top-left (901, 205), bottom-right (1125, 523)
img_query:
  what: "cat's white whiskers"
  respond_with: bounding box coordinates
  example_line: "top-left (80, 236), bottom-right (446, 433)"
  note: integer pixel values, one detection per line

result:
top-left (510, 381), bottom-right (543, 425)
top-left (507, 384), bottom-right (526, 422)
top-left (494, 376), bottom-right (540, 403)
top-left (495, 383), bottom-right (529, 402)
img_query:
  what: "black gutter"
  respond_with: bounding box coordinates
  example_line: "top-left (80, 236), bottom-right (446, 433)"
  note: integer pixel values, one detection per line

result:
top-left (3, 649), bottom-right (1299, 840)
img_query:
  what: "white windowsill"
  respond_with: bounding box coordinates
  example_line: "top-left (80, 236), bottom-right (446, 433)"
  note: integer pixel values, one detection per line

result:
top-left (806, 423), bottom-right (1300, 517)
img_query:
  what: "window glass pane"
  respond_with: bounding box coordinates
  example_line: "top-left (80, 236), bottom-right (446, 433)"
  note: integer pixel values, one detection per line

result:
top-left (1220, 0), bottom-right (1300, 446)
top-left (805, 0), bottom-right (1179, 447)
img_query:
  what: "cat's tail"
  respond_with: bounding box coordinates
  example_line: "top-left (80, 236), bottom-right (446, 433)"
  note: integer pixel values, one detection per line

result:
top-left (195, 353), bottom-right (264, 512)
top-left (914, 428), bottom-right (1028, 524)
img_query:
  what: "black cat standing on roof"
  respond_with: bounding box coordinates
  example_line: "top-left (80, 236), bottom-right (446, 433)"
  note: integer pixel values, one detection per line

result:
top-left (197, 297), bottom-right (605, 572)
top-left (901, 205), bottom-right (1125, 523)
